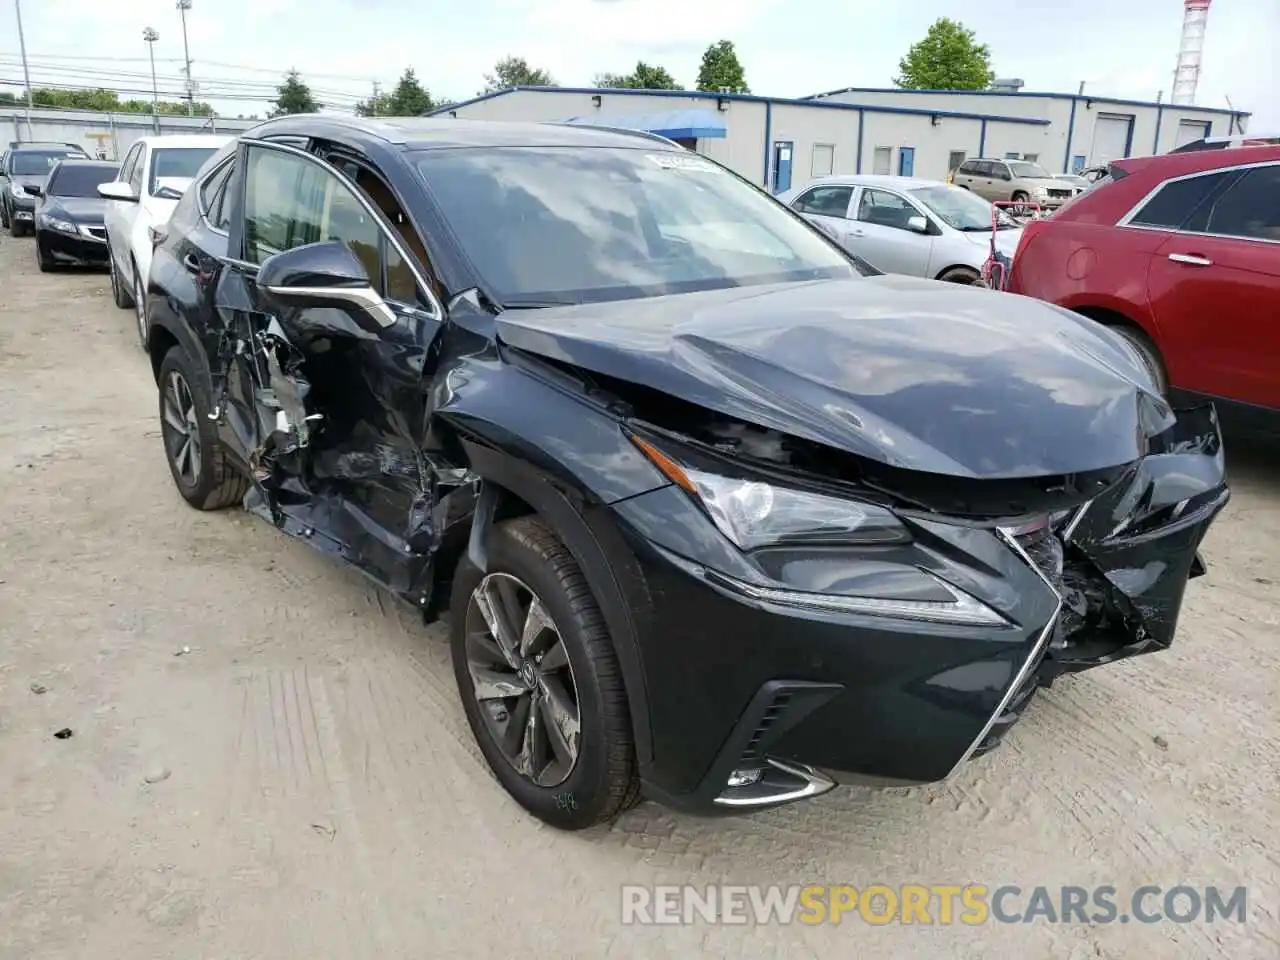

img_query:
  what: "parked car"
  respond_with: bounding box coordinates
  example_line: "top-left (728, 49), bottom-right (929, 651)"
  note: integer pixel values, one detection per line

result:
top-left (1052, 173), bottom-right (1091, 193)
top-left (1008, 145), bottom-right (1280, 437)
top-left (1, 142), bottom-right (90, 236)
top-left (33, 158), bottom-right (119, 271)
top-left (146, 116), bottom-right (1227, 829)
top-left (952, 158), bottom-right (1075, 212)
top-left (778, 175), bottom-right (1022, 284)
top-left (98, 134), bottom-right (230, 346)
top-left (1170, 132), bottom-right (1280, 153)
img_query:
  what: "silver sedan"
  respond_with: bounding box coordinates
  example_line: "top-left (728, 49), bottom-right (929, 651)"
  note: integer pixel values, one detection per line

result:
top-left (778, 174), bottom-right (1022, 284)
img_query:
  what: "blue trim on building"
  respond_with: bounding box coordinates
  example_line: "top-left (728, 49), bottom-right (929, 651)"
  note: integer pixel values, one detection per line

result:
top-left (801, 85), bottom-right (1249, 118)
top-left (762, 101), bottom-right (772, 188)
top-left (978, 119), bottom-right (987, 156)
top-left (855, 109), bottom-right (864, 174)
top-left (430, 86), bottom-right (1052, 127)
top-left (1152, 104), bottom-right (1164, 153)
top-left (1063, 97), bottom-right (1078, 172)
top-left (1122, 114), bottom-right (1135, 158)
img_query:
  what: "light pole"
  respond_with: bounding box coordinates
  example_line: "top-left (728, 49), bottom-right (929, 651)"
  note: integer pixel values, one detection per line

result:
top-left (176, 0), bottom-right (194, 117)
top-left (143, 27), bottom-right (160, 133)
top-left (13, 0), bottom-right (34, 140)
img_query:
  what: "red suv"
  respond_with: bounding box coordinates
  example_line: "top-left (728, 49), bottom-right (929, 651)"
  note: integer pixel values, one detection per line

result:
top-left (1008, 145), bottom-right (1280, 436)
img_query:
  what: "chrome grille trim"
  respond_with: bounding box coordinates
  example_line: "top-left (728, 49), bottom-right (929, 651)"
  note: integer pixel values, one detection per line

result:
top-left (945, 526), bottom-right (1064, 779)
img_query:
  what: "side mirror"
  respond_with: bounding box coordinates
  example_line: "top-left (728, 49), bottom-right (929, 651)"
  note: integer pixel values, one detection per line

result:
top-left (906, 215), bottom-right (929, 234)
top-left (97, 181), bottom-right (137, 202)
top-left (256, 240), bottom-right (395, 330)
top-left (23, 183), bottom-right (42, 197)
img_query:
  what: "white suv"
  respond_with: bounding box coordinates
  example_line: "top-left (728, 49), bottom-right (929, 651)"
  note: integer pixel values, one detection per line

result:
top-left (98, 134), bottom-right (230, 346)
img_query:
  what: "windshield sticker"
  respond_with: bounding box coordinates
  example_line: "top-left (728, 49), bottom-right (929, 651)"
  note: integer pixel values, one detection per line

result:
top-left (647, 153), bottom-right (720, 173)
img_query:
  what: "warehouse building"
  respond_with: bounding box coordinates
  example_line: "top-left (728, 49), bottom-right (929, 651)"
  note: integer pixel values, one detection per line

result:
top-left (2, 106), bottom-right (256, 160)
top-left (433, 85), bottom-right (1248, 195)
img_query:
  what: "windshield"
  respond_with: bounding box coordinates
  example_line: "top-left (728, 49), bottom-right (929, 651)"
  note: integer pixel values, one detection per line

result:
top-left (11, 150), bottom-right (79, 176)
top-left (47, 163), bottom-right (118, 198)
top-left (909, 184), bottom-right (1018, 231)
top-left (412, 147), bottom-right (861, 306)
top-left (1009, 161), bottom-right (1052, 179)
top-left (150, 147), bottom-right (217, 197)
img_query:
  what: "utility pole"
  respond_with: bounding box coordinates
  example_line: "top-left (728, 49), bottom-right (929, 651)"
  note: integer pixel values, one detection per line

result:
top-left (143, 27), bottom-right (160, 133)
top-left (176, 0), bottom-right (194, 116)
top-left (14, 0), bottom-right (34, 140)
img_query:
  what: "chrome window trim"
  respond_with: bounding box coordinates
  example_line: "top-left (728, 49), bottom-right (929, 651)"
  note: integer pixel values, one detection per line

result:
top-left (196, 156), bottom-right (235, 234)
top-left (1116, 158), bottom-right (1279, 231)
top-left (945, 526), bottom-right (1064, 780)
top-left (239, 137), bottom-right (444, 320)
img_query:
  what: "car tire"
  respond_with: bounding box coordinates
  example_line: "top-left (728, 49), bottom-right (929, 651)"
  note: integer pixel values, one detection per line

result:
top-left (1011, 190), bottom-right (1031, 216)
top-left (938, 266), bottom-right (982, 286)
top-left (131, 257), bottom-right (148, 349)
top-left (108, 246), bottom-right (134, 310)
top-left (450, 516), bottom-right (641, 830)
top-left (36, 244), bottom-right (53, 272)
top-left (1112, 325), bottom-right (1169, 396)
top-left (10, 218), bottom-right (27, 238)
top-left (157, 345), bottom-right (249, 511)
top-left (0, 199), bottom-right (9, 229)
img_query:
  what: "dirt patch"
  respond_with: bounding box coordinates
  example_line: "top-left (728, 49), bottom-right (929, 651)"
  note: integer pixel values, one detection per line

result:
top-left (0, 233), bottom-right (1276, 959)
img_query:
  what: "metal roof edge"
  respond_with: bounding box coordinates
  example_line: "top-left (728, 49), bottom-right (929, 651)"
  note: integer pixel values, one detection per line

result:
top-left (801, 86), bottom-right (1250, 117)
top-left (437, 86), bottom-right (1051, 126)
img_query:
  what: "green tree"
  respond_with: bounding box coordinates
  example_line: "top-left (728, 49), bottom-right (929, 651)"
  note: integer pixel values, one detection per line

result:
top-left (893, 18), bottom-right (994, 90)
top-left (696, 40), bottom-right (749, 94)
top-left (384, 68), bottom-right (434, 115)
top-left (355, 90), bottom-right (392, 117)
top-left (483, 56), bottom-right (555, 92)
top-left (271, 69), bottom-right (319, 116)
top-left (593, 61), bottom-right (680, 90)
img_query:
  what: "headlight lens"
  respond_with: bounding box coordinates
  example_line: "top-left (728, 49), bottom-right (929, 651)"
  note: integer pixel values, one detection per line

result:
top-left (41, 215), bottom-right (77, 235)
top-left (10, 181), bottom-right (27, 198)
top-left (684, 467), bottom-right (906, 550)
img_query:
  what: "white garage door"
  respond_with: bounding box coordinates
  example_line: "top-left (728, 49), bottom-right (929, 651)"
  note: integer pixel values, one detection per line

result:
top-left (1089, 114), bottom-right (1132, 166)
top-left (1174, 120), bottom-right (1211, 149)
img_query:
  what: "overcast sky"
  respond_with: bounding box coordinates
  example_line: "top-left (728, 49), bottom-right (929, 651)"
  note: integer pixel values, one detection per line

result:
top-left (4, 0), bottom-right (1277, 125)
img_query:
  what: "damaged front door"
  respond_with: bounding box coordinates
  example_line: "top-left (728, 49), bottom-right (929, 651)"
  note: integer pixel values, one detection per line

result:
top-left (228, 139), bottom-right (445, 599)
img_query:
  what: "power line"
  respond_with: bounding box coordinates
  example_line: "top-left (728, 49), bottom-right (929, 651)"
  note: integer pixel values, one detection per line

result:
top-left (0, 61), bottom-right (366, 99)
top-left (0, 75), bottom-right (361, 106)
top-left (0, 50), bottom-right (381, 82)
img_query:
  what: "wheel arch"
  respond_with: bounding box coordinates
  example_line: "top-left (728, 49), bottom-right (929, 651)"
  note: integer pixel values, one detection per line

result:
top-left (934, 263), bottom-right (982, 283)
top-left (458, 440), bottom-right (656, 770)
top-left (1068, 304), bottom-right (1169, 388)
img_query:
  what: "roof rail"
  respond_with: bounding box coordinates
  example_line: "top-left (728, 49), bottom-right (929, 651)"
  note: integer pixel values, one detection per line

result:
top-left (540, 121), bottom-right (681, 149)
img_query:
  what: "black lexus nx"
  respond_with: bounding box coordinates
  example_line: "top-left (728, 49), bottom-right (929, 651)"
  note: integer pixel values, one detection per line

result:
top-left (142, 114), bottom-right (1227, 829)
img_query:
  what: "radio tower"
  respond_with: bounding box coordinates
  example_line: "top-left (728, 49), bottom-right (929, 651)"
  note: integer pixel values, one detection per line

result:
top-left (1172, 0), bottom-right (1211, 105)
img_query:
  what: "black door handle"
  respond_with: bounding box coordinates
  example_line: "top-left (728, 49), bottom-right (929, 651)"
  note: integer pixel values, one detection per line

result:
top-left (182, 252), bottom-right (201, 274)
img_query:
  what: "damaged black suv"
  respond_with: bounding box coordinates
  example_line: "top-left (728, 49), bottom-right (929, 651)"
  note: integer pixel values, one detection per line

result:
top-left (146, 116), bottom-right (1228, 829)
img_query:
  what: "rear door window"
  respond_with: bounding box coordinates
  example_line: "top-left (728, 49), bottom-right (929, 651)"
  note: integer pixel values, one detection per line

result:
top-left (1127, 171), bottom-right (1235, 229)
top-left (793, 185), bottom-right (854, 218)
top-left (1192, 164), bottom-right (1280, 241)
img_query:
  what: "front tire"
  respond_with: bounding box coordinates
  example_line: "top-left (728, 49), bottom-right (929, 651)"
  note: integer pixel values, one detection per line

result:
top-left (1011, 190), bottom-right (1030, 217)
top-left (1112, 325), bottom-right (1169, 396)
top-left (450, 517), bottom-right (640, 829)
top-left (0, 199), bottom-right (9, 229)
top-left (157, 346), bottom-right (248, 510)
top-left (36, 243), bottom-right (53, 272)
top-left (108, 245), bottom-right (135, 310)
top-left (938, 266), bottom-right (982, 285)
top-left (131, 257), bottom-right (148, 349)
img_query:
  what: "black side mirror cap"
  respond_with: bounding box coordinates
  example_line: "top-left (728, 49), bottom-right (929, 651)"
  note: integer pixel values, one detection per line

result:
top-left (256, 240), bottom-right (395, 331)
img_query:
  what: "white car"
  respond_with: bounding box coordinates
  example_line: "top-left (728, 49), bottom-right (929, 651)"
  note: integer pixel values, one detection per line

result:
top-left (778, 175), bottom-right (1022, 284)
top-left (97, 134), bottom-right (230, 346)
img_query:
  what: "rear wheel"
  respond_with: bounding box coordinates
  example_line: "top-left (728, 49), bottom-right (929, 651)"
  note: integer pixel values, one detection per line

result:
top-left (157, 346), bottom-right (249, 510)
top-left (938, 266), bottom-right (982, 286)
top-left (450, 517), bottom-right (640, 829)
top-left (1112, 325), bottom-right (1168, 395)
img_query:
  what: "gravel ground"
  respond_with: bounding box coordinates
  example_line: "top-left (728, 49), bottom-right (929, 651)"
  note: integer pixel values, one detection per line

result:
top-left (0, 230), bottom-right (1277, 959)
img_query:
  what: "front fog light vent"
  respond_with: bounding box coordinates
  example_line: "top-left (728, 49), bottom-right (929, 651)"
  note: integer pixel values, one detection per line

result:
top-left (727, 768), bottom-right (764, 787)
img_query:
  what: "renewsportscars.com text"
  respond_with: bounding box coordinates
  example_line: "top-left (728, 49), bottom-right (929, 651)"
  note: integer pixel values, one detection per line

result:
top-left (621, 884), bottom-right (1249, 926)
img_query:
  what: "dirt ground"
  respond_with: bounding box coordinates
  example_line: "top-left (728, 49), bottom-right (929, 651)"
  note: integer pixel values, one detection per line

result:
top-left (0, 231), bottom-right (1276, 960)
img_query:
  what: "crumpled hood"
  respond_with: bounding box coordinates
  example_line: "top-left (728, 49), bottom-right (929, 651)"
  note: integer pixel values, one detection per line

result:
top-left (495, 276), bottom-right (1174, 479)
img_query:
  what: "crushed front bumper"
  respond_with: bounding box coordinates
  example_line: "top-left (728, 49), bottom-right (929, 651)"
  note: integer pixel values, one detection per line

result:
top-left (604, 404), bottom-right (1228, 813)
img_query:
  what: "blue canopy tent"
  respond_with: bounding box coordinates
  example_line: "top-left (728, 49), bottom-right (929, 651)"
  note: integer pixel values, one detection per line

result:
top-left (560, 108), bottom-right (727, 142)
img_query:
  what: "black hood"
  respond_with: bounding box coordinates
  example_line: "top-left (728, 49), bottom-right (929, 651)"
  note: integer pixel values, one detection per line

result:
top-left (495, 276), bottom-right (1174, 480)
top-left (43, 196), bottom-right (107, 223)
